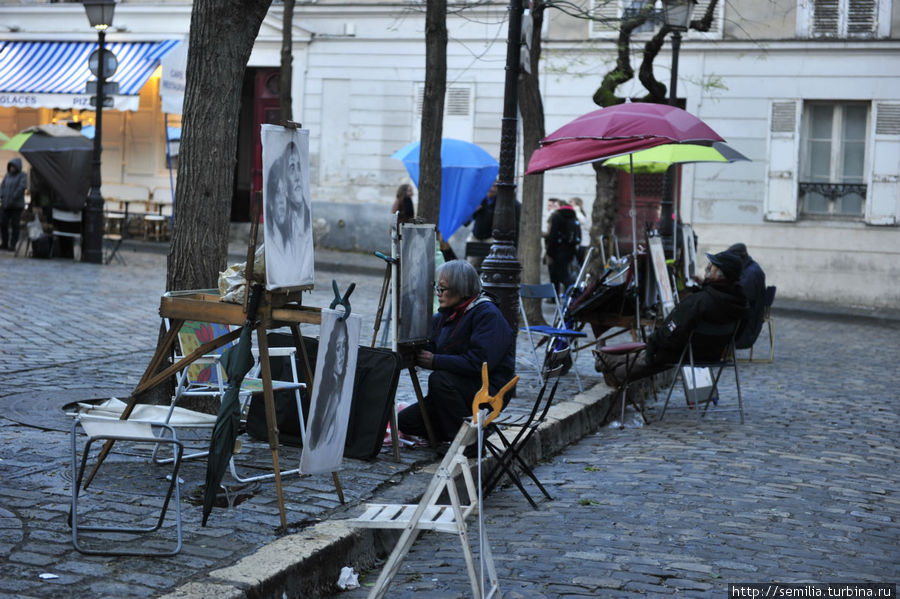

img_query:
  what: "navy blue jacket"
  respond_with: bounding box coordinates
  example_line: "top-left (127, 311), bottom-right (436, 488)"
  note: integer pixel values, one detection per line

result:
top-left (428, 294), bottom-right (516, 394)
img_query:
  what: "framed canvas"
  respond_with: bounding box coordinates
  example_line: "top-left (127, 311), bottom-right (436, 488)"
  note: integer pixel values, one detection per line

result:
top-left (398, 224), bottom-right (435, 344)
top-left (261, 124), bottom-right (314, 291)
top-left (300, 308), bottom-right (361, 475)
top-left (649, 236), bottom-right (675, 316)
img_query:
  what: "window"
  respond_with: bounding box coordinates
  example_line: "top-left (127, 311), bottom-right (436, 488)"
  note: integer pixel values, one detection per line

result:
top-left (798, 0), bottom-right (888, 38)
top-left (798, 102), bottom-right (869, 217)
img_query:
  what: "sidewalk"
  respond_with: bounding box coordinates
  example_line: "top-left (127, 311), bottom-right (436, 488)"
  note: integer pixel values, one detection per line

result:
top-left (0, 244), bottom-right (611, 599)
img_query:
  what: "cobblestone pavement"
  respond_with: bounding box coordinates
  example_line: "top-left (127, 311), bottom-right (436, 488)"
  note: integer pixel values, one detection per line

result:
top-left (332, 313), bottom-right (900, 597)
top-left (0, 247), bottom-right (599, 599)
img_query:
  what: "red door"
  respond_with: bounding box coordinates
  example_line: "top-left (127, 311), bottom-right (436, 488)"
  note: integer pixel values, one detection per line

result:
top-left (250, 69), bottom-right (282, 221)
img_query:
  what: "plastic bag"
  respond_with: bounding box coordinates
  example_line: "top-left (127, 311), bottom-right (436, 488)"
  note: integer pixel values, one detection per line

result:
top-left (27, 214), bottom-right (43, 241)
top-left (336, 566), bottom-right (359, 590)
top-left (218, 244), bottom-right (266, 304)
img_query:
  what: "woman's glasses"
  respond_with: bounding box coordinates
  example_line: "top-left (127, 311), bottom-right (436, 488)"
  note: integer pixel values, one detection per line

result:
top-left (434, 284), bottom-right (449, 296)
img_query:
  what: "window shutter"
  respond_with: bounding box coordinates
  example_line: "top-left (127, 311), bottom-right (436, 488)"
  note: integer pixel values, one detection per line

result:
top-left (865, 102), bottom-right (900, 225)
top-left (691, 0), bottom-right (723, 36)
top-left (415, 84), bottom-right (474, 142)
top-left (812, 0), bottom-right (840, 36)
top-left (765, 100), bottom-right (800, 222)
top-left (847, 0), bottom-right (877, 36)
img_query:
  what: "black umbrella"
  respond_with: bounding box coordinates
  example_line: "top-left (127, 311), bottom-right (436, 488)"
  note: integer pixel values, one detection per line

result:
top-left (202, 285), bottom-right (263, 526)
top-left (1, 124), bottom-right (92, 211)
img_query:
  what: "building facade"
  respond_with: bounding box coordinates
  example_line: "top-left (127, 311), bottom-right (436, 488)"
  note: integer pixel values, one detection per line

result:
top-left (1, 0), bottom-right (897, 309)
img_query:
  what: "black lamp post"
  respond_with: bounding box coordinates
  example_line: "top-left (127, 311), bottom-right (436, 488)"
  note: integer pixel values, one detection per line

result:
top-left (658, 0), bottom-right (693, 248)
top-left (81, 0), bottom-right (116, 264)
top-left (480, 0), bottom-right (524, 330)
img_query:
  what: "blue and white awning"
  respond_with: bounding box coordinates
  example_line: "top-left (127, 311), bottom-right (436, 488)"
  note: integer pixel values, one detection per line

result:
top-left (0, 40), bottom-right (179, 111)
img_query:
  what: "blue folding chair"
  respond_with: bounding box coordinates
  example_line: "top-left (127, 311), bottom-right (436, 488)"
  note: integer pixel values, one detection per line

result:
top-left (518, 283), bottom-right (587, 391)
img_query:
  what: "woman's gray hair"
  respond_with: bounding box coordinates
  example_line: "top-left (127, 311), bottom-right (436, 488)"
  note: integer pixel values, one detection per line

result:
top-left (436, 260), bottom-right (481, 298)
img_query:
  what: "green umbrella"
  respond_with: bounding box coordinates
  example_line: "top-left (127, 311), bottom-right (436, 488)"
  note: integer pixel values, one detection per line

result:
top-left (601, 141), bottom-right (749, 173)
top-left (0, 131), bottom-right (8, 143)
top-left (201, 285), bottom-right (262, 526)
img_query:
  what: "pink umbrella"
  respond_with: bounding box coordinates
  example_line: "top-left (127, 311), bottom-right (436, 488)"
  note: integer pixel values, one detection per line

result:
top-left (525, 103), bottom-right (725, 175)
top-left (525, 103), bottom-right (726, 325)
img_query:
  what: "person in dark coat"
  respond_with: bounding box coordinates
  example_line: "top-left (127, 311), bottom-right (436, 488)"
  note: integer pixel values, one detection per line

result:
top-left (545, 199), bottom-right (581, 296)
top-left (0, 158), bottom-right (28, 251)
top-left (465, 181), bottom-right (521, 270)
top-left (594, 249), bottom-right (750, 386)
top-left (728, 242), bottom-right (767, 349)
top-left (398, 259), bottom-right (516, 442)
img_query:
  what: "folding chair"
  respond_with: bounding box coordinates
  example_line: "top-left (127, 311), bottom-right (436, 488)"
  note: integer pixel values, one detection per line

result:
top-left (69, 416), bottom-right (183, 556)
top-left (157, 320), bottom-right (307, 483)
top-left (747, 285), bottom-right (776, 363)
top-left (51, 209), bottom-right (82, 259)
top-left (481, 346), bottom-right (567, 508)
top-left (518, 283), bottom-right (587, 391)
top-left (659, 320), bottom-right (744, 424)
top-left (348, 364), bottom-right (514, 599)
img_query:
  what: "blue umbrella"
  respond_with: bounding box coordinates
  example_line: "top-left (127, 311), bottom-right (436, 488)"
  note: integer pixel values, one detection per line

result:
top-left (391, 138), bottom-right (499, 238)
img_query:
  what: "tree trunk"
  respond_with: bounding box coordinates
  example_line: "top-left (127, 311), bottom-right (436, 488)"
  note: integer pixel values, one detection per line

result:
top-left (167, 0), bottom-right (272, 292)
top-left (518, 1), bottom-right (546, 325)
top-left (589, 163), bottom-right (619, 275)
top-left (417, 0), bottom-right (447, 226)
top-left (280, 0), bottom-right (295, 122)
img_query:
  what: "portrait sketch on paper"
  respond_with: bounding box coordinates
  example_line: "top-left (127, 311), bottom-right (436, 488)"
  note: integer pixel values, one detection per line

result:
top-left (398, 224), bottom-right (435, 344)
top-left (649, 236), bottom-right (675, 317)
top-left (261, 124), bottom-right (314, 290)
top-left (300, 309), bottom-right (361, 475)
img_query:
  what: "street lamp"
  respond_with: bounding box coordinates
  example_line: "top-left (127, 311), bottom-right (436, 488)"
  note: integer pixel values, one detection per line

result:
top-left (658, 0), bottom-right (693, 248)
top-left (81, 0), bottom-right (116, 264)
top-left (480, 0), bottom-right (523, 330)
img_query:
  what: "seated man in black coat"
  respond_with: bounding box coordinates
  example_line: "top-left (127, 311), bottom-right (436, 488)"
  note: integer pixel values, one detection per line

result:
top-left (728, 242), bottom-right (767, 349)
top-left (594, 250), bottom-right (750, 386)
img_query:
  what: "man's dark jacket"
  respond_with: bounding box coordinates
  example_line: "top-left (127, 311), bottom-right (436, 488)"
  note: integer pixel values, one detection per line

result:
top-left (735, 258), bottom-right (766, 349)
top-left (428, 294), bottom-right (516, 394)
top-left (647, 281), bottom-right (750, 363)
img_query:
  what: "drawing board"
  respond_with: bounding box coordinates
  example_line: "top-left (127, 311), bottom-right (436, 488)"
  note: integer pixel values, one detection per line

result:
top-left (300, 308), bottom-right (361, 475)
top-left (398, 224), bottom-right (435, 344)
top-left (261, 124), bottom-right (314, 291)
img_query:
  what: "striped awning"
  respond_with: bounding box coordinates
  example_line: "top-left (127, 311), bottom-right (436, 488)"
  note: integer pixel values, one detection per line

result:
top-left (0, 40), bottom-right (179, 111)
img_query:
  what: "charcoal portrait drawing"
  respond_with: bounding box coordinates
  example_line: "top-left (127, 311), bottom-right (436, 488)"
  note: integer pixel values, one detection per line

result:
top-left (398, 224), bottom-right (435, 344)
top-left (300, 309), bottom-right (361, 474)
top-left (261, 125), bottom-right (314, 290)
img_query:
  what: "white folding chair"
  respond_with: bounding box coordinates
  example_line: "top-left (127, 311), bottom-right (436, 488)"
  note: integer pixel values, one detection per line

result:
top-left (69, 416), bottom-right (183, 556)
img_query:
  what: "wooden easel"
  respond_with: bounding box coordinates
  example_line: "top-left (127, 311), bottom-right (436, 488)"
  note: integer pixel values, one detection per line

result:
top-left (86, 158), bottom-right (343, 530)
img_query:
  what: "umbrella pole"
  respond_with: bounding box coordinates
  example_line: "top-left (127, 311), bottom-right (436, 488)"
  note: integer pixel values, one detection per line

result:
top-left (256, 321), bottom-right (288, 531)
top-left (630, 155), bottom-right (640, 333)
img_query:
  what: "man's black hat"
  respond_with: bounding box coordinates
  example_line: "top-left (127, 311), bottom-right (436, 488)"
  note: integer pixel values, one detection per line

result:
top-left (706, 250), bottom-right (743, 282)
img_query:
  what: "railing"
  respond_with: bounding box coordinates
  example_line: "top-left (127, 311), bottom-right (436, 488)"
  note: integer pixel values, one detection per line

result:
top-left (798, 182), bottom-right (867, 216)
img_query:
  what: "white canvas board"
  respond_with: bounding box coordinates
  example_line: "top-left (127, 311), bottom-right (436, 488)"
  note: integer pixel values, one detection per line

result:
top-left (300, 308), bottom-right (361, 475)
top-left (261, 124), bottom-right (314, 290)
top-left (649, 236), bottom-right (676, 316)
top-left (398, 224), bottom-right (435, 344)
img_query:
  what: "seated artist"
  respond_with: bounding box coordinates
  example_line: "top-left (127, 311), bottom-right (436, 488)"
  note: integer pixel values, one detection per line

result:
top-left (594, 250), bottom-right (750, 387)
top-left (397, 260), bottom-right (516, 442)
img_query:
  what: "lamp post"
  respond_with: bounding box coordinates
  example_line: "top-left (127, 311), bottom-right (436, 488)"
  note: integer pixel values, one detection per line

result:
top-left (480, 0), bottom-right (523, 330)
top-left (81, 0), bottom-right (116, 264)
top-left (658, 0), bottom-right (693, 250)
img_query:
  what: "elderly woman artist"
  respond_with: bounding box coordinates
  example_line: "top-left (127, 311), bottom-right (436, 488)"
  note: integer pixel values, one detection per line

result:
top-left (397, 260), bottom-right (516, 442)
